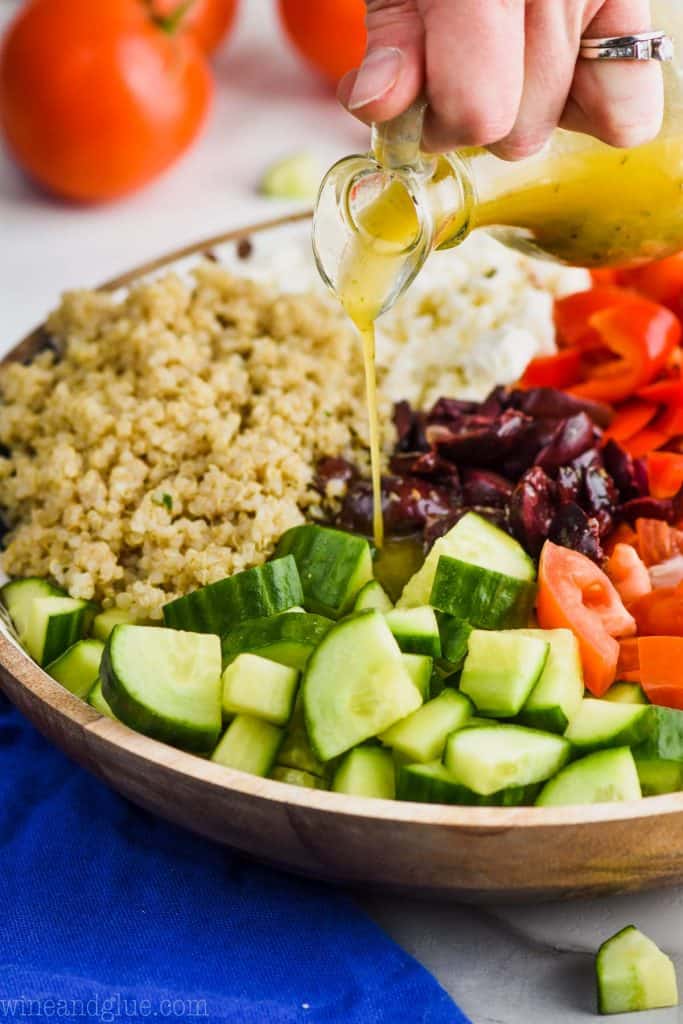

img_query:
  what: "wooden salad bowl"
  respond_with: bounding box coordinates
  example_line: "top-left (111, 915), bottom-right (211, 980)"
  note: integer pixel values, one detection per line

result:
top-left (2, 213), bottom-right (683, 903)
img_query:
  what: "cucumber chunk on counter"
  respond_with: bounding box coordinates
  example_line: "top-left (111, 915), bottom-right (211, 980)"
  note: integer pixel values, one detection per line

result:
top-left (605, 682), bottom-right (649, 705)
top-left (302, 610), bottom-right (423, 761)
top-left (275, 525), bottom-right (373, 617)
top-left (460, 631), bottom-right (549, 718)
top-left (536, 747), bottom-right (641, 806)
top-left (353, 580), bottom-right (393, 613)
top-left (211, 715), bottom-right (282, 776)
top-left (101, 625), bottom-right (222, 753)
top-left (444, 724), bottom-right (570, 796)
top-left (398, 512), bottom-right (535, 609)
top-left (430, 556), bottom-right (536, 629)
top-left (221, 653), bottom-right (299, 726)
top-left (401, 654), bottom-right (433, 701)
top-left (565, 699), bottom-right (651, 754)
top-left (332, 746), bottom-right (396, 799)
top-left (46, 638), bottom-right (104, 698)
top-left (271, 766), bottom-right (326, 789)
top-left (437, 616), bottom-right (472, 669)
top-left (397, 761), bottom-right (541, 805)
top-left (2, 578), bottom-right (92, 666)
top-left (380, 689), bottom-right (472, 763)
top-left (221, 611), bottom-right (331, 670)
top-left (91, 608), bottom-right (140, 641)
top-left (162, 556), bottom-right (303, 635)
top-left (87, 678), bottom-right (117, 719)
top-left (517, 628), bottom-right (584, 734)
top-left (385, 606), bottom-right (441, 657)
top-left (635, 756), bottom-right (683, 796)
top-left (597, 926), bottom-right (679, 1015)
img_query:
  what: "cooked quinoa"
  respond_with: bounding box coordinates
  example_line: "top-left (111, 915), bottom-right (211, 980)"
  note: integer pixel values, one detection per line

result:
top-left (0, 264), bottom-right (385, 619)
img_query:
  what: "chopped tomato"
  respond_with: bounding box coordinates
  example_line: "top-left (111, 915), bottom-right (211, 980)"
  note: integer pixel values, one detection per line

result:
top-left (616, 637), bottom-right (641, 683)
top-left (648, 452), bottom-right (683, 499)
top-left (536, 541), bottom-right (636, 697)
top-left (630, 583), bottom-right (683, 636)
top-left (606, 543), bottom-right (652, 606)
top-left (618, 253), bottom-right (683, 320)
top-left (603, 400), bottom-right (658, 443)
top-left (554, 287), bottom-right (633, 350)
top-left (519, 349), bottom-right (583, 390)
top-left (590, 269), bottom-right (621, 287)
top-left (569, 299), bottom-right (681, 404)
top-left (636, 518), bottom-right (683, 566)
top-left (639, 636), bottom-right (683, 708)
top-left (604, 522), bottom-right (640, 557)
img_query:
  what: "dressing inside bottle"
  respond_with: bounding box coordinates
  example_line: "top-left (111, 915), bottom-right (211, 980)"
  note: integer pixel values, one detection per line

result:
top-left (313, 0), bottom-right (683, 548)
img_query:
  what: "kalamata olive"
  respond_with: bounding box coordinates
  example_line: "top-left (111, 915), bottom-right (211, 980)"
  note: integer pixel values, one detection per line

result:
top-left (601, 440), bottom-right (646, 501)
top-left (617, 496), bottom-right (677, 525)
top-left (314, 457), bottom-right (357, 493)
top-left (427, 396), bottom-right (479, 422)
top-left (462, 468), bottom-right (514, 508)
top-left (535, 413), bottom-right (596, 472)
top-left (582, 466), bottom-right (618, 536)
top-left (557, 464), bottom-right (582, 504)
top-left (340, 475), bottom-right (458, 535)
top-left (508, 387), bottom-right (612, 428)
top-left (550, 502), bottom-right (603, 563)
top-left (390, 450), bottom-right (462, 489)
top-left (428, 409), bottom-right (533, 466)
top-left (508, 466), bottom-right (557, 557)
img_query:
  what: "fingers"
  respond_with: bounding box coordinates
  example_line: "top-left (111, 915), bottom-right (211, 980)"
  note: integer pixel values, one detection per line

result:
top-left (490, 0), bottom-right (584, 161)
top-left (337, 0), bottom-right (425, 125)
top-left (562, 0), bottom-right (664, 147)
top-left (420, 0), bottom-right (526, 152)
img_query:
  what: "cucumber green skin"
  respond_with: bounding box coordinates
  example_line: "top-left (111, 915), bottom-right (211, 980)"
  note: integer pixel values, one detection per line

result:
top-left (519, 706), bottom-right (572, 735)
top-left (275, 525), bottom-right (372, 618)
top-left (390, 631), bottom-right (441, 658)
top-left (101, 642), bottom-right (220, 755)
top-left (40, 605), bottom-right (93, 667)
top-left (221, 612), bottom-right (332, 669)
top-left (397, 763), bottom-right (540, 806)
top-left (430, 557), bottom-right (536, 629)
top-left (637, 706), bottom-right (683, 762)
top-left (634, 757), bottom-right (683, 796)
top-left (437, 616), bottom-right (472, 669)
top-left (162, 556), bottom-right (303, 635)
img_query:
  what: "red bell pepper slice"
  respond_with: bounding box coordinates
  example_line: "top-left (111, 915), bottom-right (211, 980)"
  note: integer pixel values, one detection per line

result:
top-left (590, 269), bottom-right (622, 287)
top-left (519, 349), bottom-right (583, 390)
top-left (618, 253), bottom-right (683, 319)
top-left (554, 287), bottom-right (633, 350)
top-left (638, 379), bottom-right (683, 406)
top-left (569, 298), bottom-right (681, 404)
top-left (603, 399), bottom-right (658, 443)
top-left (648, 451), bottom-right (683, 499)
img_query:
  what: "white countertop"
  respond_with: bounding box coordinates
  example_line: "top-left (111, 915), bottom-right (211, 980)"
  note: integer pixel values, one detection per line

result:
top-left (1, 2), bottom-right (683, 1021)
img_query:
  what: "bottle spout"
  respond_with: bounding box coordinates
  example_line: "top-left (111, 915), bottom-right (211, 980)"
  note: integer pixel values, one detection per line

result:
top-left (371, 98), bottom-right (427, 169)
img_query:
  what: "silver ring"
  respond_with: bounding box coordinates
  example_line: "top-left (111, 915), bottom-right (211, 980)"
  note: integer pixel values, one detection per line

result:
top-left (579, 30), bottom-right (674, 61)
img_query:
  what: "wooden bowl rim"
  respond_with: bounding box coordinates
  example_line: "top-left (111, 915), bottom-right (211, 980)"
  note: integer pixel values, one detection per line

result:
top-left (3, 211), bottom-right (682, 832)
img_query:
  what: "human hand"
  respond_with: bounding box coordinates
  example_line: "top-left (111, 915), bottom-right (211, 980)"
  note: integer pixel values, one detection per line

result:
top-left (338, 1), bottom-right (664, 158)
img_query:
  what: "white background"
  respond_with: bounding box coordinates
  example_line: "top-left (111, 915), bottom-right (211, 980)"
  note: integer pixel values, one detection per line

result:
top-left (2, 3), bottom-right (683, 1021)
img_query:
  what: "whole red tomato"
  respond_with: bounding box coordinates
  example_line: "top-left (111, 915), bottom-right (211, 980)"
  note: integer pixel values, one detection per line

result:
top-left (0, 0), bottom-right (212, 202)
top-left (152, 0), bottom-right (239, 55)
top-left (278, 0), bottom-right (367, 84)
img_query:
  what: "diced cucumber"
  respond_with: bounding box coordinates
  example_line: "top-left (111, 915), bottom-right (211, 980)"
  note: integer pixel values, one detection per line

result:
top-left (444, 725), bottom-right (570, 796)
top-left (101, 625), bottom-right (222, 753)
top-left (91, 608), bottom-right (140, 641)
top-left (536, 748), bottom-right (641, 806)
top-left (565, 699), bottom-right (651, 754)
top-left (635, 756), bottom-right (683, 796)
top-left (211, 715), bottom-right (283, 776)
top-left (271, 765), bottom-right (326, 789)
top-left (430, 556), bottom-right (536, 629)
top-left (276, 695), bottom-right (326, 778)
top-left (46, 639), bottom-right (104, 698)
top-left (332, 746), bottom-right (396, 799)
top-left (220, 611), bottom-right (331, 670)
top-left (517, 628), bottom-right (584, 734)
top-left (2, 577), bottom-right (92, 666)
top-left (162, 556), bottom-right (303, 635)
top-left (384, 606), bottom-right (441, 657)
top-left (379, 689), bottom-right (472, 763)
top-left (221, 653), bottom-right (299, 726)
top-left (437, 616), bottom-right (472, 669)
top-left (636, 705), bottom-right (683, 762)
top-left (354, 580), bottom-right (393, 613)
top-left (605, 682), bottom-right (649, 705)
top-left (302, 610), bottom-right (422, 761)
top-left (597, 926), bottom-right (679, 1015)
top-left (401, 653), bottom-right (433, 701)
top-left (460, 631), bottom-right (549, 718)
top-left (87, 678), bottom-right (117, 719)
top-left (397, 761), bottom-right (540, 806)
top-left (275, 525), bottom-right (373, 618)
top-left (398, 512), bottom-right (535, 609)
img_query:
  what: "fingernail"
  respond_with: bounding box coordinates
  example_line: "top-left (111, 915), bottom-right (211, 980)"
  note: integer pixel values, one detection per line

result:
top-left (348, 47), bottom-right (403, 110)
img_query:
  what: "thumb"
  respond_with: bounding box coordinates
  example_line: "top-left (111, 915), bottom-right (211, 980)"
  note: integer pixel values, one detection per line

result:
top-left (338, 0), bottom-right (424, 125)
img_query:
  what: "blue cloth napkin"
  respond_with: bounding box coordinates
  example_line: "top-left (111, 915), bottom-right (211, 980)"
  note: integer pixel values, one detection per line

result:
top-left (0, 696), bottom-right (469, 1024)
